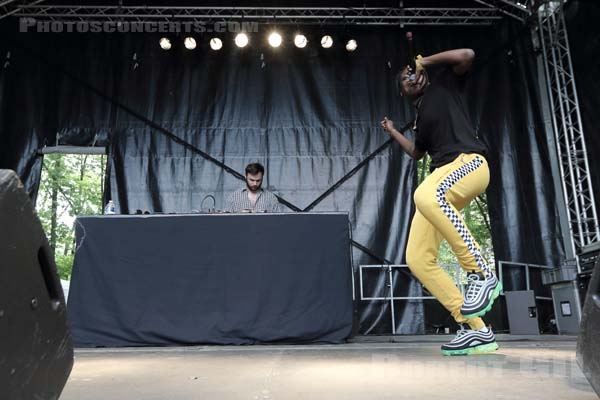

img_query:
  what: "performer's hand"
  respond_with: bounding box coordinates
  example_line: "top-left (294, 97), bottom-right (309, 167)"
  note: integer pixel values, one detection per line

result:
top-left (405, 56), bottom-right (426, 83)
top-left (415, 57), bottom-right (425, 80)
top-left (380, 117), bottom-right (395, 133)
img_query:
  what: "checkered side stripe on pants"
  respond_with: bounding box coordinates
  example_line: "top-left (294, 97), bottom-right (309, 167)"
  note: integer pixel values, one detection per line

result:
top-left (435, 157), bottom-right (491, 276)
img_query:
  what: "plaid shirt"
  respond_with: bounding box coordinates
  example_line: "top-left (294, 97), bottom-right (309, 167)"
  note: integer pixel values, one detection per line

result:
top-left (224, 188), bottom-right (281, 213)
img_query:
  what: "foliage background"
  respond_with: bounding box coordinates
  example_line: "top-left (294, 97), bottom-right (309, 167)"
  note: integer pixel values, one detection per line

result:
top-left (36, 154), bottom-right (105, 279)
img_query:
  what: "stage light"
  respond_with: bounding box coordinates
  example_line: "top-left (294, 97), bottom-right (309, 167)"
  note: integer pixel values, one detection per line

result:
top-left (345, 39), bottom-right (358, 52)
top-left (268, 32), bottom-right (282, 48)
top-left (294, 34), bottom-right (308, 48)
top-left (321, 35), bottom-right (333, 49)
top-left (209, 37), bottom-right (223, 51)
top-left (235, 33), bottom-right (249, 48)
top-left (184, 37), bottom-right (197, 50)
top-left (159, 37), bottom-right (171, 50)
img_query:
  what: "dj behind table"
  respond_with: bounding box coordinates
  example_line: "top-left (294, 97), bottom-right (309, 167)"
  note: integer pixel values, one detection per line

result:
top-left (67, 211), bottom-right (353, 347)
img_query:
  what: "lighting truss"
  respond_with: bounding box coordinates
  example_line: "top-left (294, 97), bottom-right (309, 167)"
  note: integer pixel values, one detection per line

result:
top-left (472, 0), bottom-right (532, 22)
top-left (12, 6), bottom-right (507, 26)
top-left (0, 0), bottom-right (45, 20)
top-left (537, 0), bottom-right (599, 257)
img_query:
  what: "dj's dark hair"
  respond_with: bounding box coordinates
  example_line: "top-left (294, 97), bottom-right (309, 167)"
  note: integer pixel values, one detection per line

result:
top-left (245, 163), bottom-right (265, 175)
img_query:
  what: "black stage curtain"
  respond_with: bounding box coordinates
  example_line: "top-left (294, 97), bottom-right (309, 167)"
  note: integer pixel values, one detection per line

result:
top-left (0, 19), bottom-right (568, 334)
top-left (566, 0), bottom-right (600, 222)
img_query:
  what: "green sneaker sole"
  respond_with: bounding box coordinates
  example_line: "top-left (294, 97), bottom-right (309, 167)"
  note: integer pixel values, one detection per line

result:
top-left (442, 341), bottom-right (499, 356)
top-left (462, 281), bottom-right (503, 319)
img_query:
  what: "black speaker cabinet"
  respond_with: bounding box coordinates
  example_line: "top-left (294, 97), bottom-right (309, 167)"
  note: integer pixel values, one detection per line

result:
top-left (577, 272), bottom-right (592, 309)
top-left (577, 257), bottom-right (600, 397)
top-left (0, 170), bottom-right (73, 400)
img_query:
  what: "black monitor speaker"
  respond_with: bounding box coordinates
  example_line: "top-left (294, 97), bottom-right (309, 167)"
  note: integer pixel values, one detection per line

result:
top-left (0, 170), bottom-right (74, 400)
top-left (577, 254), bottom-right (600, 397)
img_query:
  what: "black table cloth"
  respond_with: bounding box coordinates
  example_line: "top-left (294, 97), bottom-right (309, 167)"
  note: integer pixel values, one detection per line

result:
top-left (67, 213), bottom-right (353, 347)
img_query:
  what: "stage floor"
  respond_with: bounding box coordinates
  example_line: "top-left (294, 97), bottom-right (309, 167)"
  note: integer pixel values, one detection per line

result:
top-left (61, 335), bottom-right (596, 400)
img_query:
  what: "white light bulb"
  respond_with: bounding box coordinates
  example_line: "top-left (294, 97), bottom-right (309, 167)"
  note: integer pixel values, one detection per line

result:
top-left (159, 37), bottom-right (171, 50)
top-left (321, 35), bottom-right (333, 49)
top-left (209, 38), bottom-right (223, 50)
top-left (294, 34), bottom-right (307, 48)
top-left (184, 37), bottom-right (196, 50)
top-left (235, 33), bottom-right (249, 48)
top-left (268, 32), bottom-right (282, 48)
top-left (346, 39), bottom-right (357, 52)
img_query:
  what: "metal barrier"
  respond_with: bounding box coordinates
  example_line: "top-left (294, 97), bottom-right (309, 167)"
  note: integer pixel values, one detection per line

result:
top-left (359, 261), bottom-right (557, 334)
top-left (497, 260), bottom-right (554, 301)
top-left (358, 263), bottom-right (462, 334)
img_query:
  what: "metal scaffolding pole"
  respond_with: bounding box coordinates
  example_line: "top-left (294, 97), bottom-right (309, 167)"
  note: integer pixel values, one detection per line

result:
top-left (11, 5), bottom-right (507, 26)
top-left (0, 0), bottom-right (45, 20)
top-left (473, 0), bottom-right (531, 22)
top-left (537, 0), bottom-right (600, 264)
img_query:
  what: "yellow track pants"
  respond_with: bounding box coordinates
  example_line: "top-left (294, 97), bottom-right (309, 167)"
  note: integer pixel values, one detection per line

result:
top-left (406, 153), bottom-right (491, 330)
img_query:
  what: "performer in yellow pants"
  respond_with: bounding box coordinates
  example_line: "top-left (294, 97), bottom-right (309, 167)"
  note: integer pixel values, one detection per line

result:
top-left (381, 48), bottom-right (502, 355)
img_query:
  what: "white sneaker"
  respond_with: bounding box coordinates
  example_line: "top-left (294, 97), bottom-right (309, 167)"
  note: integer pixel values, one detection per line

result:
top-left (441, 325), bottom-right (499, 356)
top-left (460, 272), bottom-right (502, 319)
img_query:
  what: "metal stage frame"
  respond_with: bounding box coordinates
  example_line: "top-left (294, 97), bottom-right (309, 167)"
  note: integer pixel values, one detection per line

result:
top-left (3, 2), bottom-right (533, 25)
top-left (535, 0), bottom-right (599, 264)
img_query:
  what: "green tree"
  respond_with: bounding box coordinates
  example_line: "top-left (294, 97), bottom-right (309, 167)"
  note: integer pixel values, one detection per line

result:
top-left (36, 154), bottom-right (105, 279)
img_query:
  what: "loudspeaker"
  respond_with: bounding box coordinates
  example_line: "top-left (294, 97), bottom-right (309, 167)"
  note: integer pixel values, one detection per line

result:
top-left (0, 170), bottom-right (74, 400)
top-left (577, 272), bottom-right (592, 309)
top-left (579, 241), bottom-right (600, 274)
top-left (577, 256), bottom-right (600, 397)
top-left (505, 290), bottom-right (540, 335)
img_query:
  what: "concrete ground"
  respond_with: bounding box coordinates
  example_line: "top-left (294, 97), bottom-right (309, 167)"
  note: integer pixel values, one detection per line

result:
top-left (61, 335), bottom-right (597, 400)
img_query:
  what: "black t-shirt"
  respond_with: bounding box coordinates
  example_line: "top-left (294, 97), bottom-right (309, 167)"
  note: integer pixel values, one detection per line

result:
top-left (414, 66), bottom-right (487, 170)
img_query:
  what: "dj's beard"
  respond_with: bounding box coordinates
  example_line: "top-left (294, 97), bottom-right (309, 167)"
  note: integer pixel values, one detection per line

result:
top-left (246, 180), bottom-right (262, 193)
